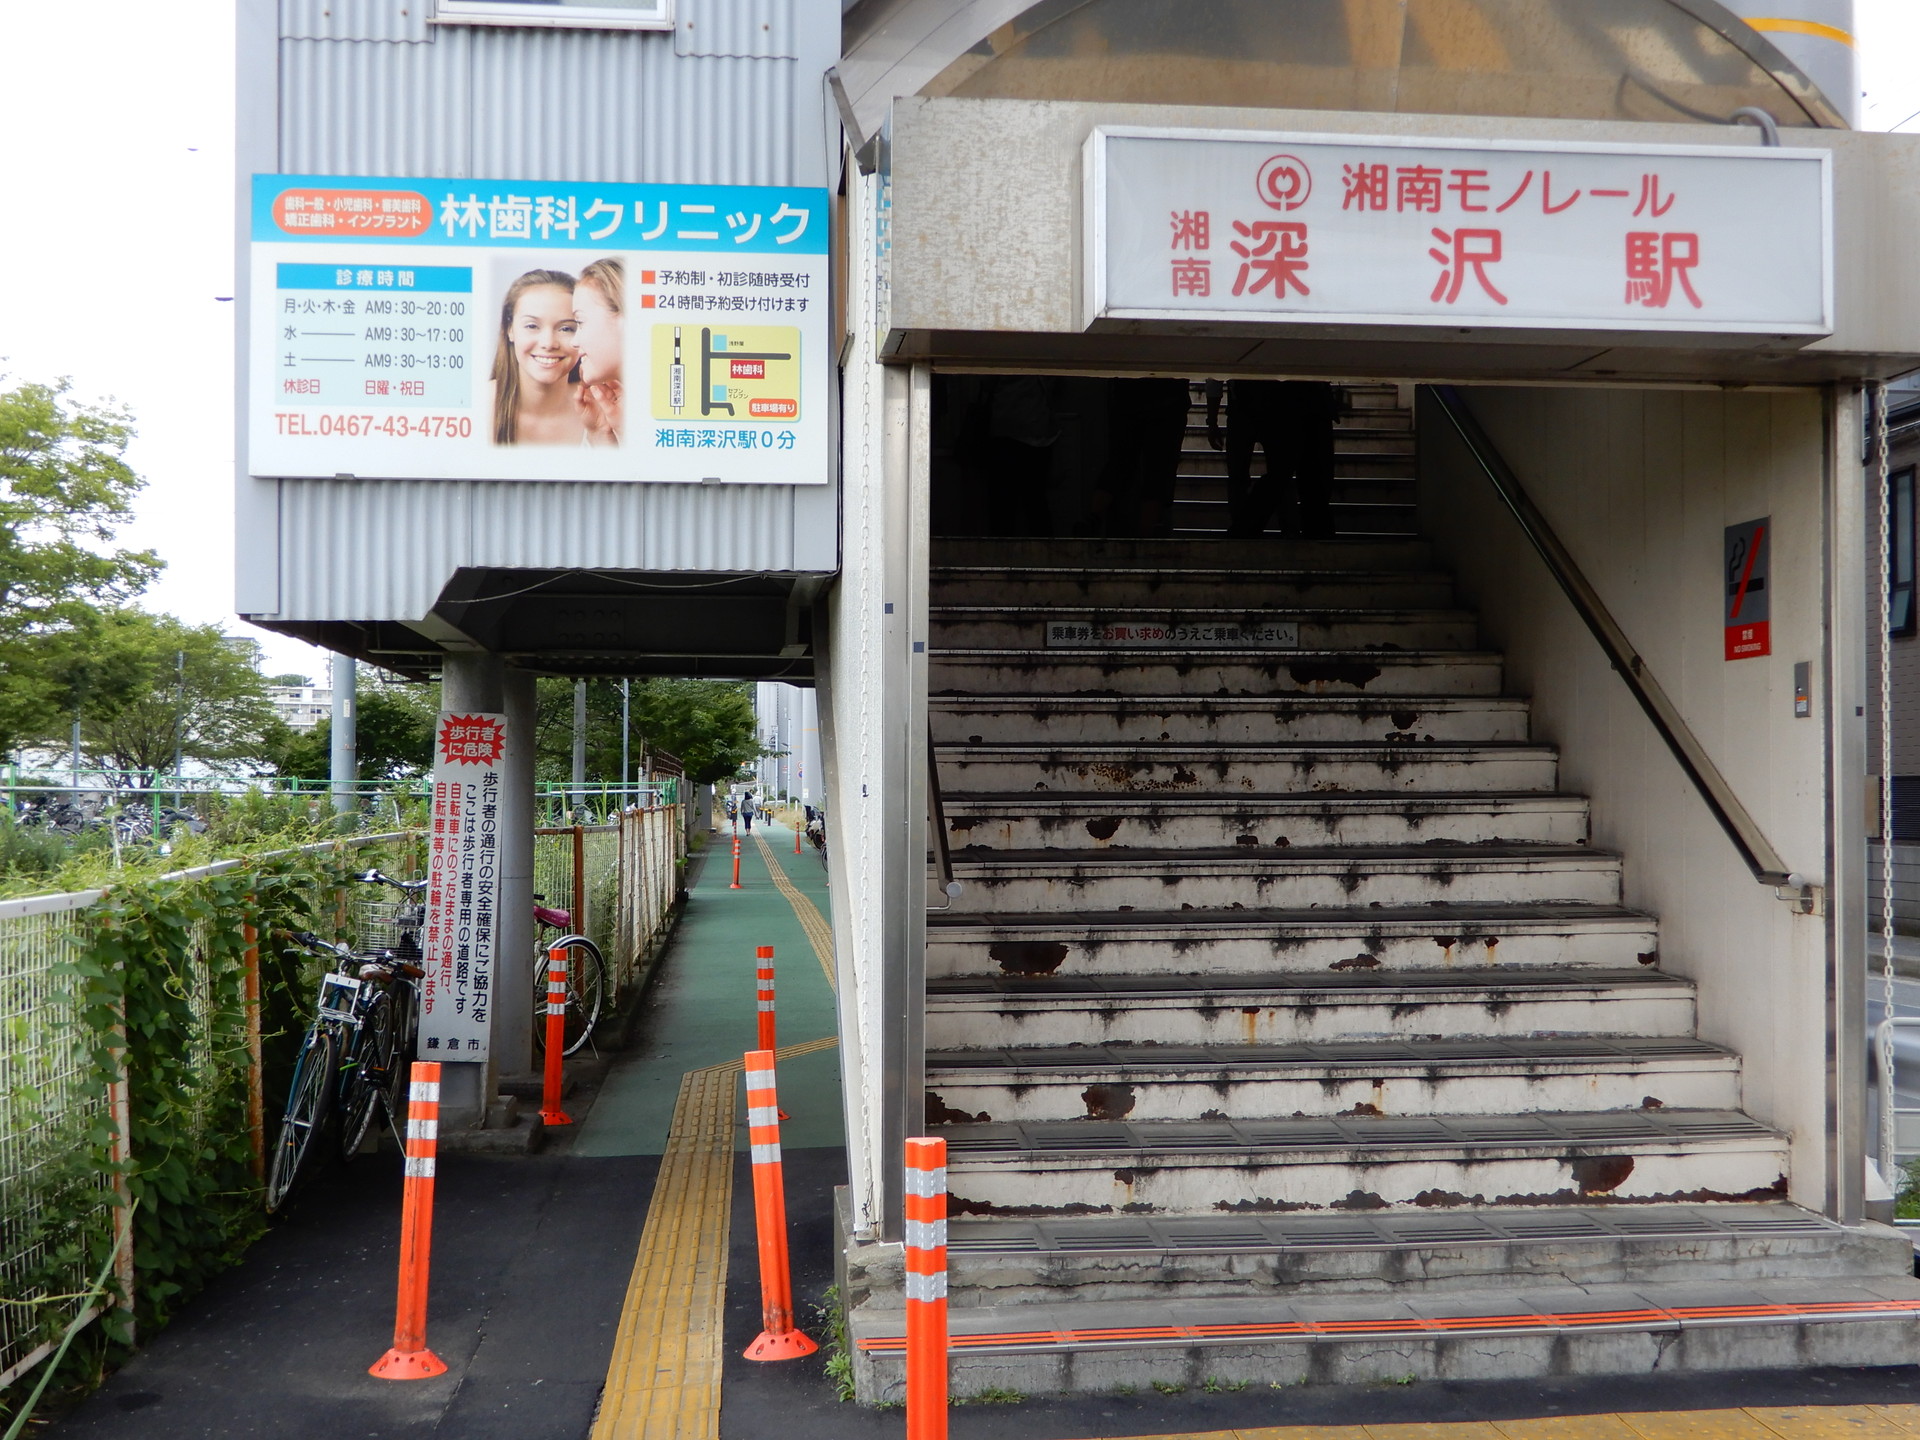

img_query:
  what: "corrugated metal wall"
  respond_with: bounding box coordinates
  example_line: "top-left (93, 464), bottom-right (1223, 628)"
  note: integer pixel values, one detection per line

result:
top-left (255, 0), bottom-right (838, 624)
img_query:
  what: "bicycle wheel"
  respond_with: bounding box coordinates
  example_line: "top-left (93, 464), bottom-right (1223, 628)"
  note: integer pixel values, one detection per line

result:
top-left (265, 1026), bottom-right (340, 1215)
top-left (532, 935), bottom-right (608, 1058)
top-left (340, 991), bottom-right (397, 1161)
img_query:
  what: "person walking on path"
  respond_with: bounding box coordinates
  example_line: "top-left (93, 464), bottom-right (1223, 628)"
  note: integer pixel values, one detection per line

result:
top-left (740, 792), bottom-right (757, 832)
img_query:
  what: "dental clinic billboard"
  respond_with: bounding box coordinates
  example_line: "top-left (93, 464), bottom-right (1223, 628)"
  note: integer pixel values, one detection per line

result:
top-left (248, 175), bottom-right (831, 483)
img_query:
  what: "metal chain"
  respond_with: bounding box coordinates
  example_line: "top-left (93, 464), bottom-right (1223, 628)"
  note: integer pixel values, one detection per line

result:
top-left (1878, 380), bottom-right (1898, 1187)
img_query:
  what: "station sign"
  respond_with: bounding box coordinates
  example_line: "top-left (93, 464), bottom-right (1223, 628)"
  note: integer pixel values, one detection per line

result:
top-left (1085, 128), bottom-right (1831, 339)
top-left (247, 174), bottom-right (830, 483)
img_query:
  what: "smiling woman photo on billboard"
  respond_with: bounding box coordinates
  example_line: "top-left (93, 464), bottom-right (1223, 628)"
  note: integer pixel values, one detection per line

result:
top-left (573, 257), bottom-right (624, 448)
top-left (490, 267), bottom-right (585, 445)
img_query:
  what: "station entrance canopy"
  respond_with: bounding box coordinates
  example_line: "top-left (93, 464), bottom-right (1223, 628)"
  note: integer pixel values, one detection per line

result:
top-left (876, 98), bottom-right (1919, 385)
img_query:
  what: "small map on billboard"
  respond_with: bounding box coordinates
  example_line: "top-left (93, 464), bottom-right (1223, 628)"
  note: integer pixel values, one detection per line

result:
top-left (649, 324), bottom-right (800, 425)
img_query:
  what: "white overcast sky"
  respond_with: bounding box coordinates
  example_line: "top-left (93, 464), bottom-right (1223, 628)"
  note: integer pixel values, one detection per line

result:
top-left (1, 2), bottom-right (1917, 681)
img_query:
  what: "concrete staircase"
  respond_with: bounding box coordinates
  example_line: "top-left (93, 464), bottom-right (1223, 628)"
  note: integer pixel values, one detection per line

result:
top-left (846, 532), bottom-right (1920, 1399)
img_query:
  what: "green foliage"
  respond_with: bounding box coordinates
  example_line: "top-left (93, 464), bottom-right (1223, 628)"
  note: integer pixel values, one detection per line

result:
top-left (811, 1285), bottom-right (856, 1403)
top-left (533, 677), bottom-right (765, 787)
top-left (3, 834), bottom-right (423, 1424)
top-left (266, 679), bottom-right (437, 782)
top-left (33, 611), bottom-right (278, 779)
top-left (0, 379), bottom-right (161, 758)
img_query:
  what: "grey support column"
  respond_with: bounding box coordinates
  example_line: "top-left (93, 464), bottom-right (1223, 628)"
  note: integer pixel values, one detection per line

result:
top-left (437, 652), bottom-right (537, 1126)
top-left (496, 666), bottom-right (537, 1090)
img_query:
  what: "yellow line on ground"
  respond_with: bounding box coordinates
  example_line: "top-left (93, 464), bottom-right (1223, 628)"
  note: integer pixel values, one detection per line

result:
top-left (590, 1033), bottom-right (838, 1440)
top-left (1093, 1405), bottom-right (1920, 1440)
top-left (754, 832), bottom-right (837, 993)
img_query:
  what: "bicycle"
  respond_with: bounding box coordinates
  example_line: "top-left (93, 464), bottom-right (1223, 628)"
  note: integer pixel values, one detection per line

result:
top-left (264, 874), bottom-right (425, 1214)
top-left (532, 896), bottom-right (608, 1058)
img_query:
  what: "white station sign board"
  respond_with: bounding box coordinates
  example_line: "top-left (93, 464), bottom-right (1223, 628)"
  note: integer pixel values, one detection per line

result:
top-left (1085, 128), bottom-right (1832, 338)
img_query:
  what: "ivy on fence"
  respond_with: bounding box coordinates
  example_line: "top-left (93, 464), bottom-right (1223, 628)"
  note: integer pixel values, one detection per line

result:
top-left (4, 838), bottom-right (416, 1415)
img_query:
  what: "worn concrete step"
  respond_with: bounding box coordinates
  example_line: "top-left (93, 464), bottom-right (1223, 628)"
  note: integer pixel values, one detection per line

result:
top-left (942, 792), bottom-right (1588, 851)
top-left (932, 606), bottom-right (1477, 652)
top-left (840, 1203), bottom-right (1903, 1310)
top-left (924, 1035), bottom-right (1741, 1125)
top-left (848, 1271), bottom-right (1920, 1399)
top-left (1168, 499), bottom-right (1421, 534)
top-left (936, 1108), bottom-right (1789, 1218)
top-left (931, 649), bottom-right (1501, 697)
top-left (930, 536), bottom-right (1433, 571)
top-left (931, 695), bottom-right (1529, 746)
top-left (924, 903), bottom-right (1660, 979)
top-left (927, 566), bottom-right (1455, 610)
top-left (925, 968), bottom-right (1692, 1049)
top-left (937, 743), bottom-right (1557, 797)
top-left (943, 844), bottom-right (1619, 914)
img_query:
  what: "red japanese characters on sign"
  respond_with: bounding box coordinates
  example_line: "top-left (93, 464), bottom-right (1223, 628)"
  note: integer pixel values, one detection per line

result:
top-left (437, 713), bottom-right (505, 767)
top-left (1091, 127), bottom-right (1830, 337)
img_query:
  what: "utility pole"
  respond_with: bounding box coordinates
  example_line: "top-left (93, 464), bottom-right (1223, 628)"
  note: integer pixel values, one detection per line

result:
top-left (330, 654), bottom-right (358, 815)
top-left (620, 678), bottom-right (631, 806)
top-left (171, 649), bottom-right (186, 790)
top-left (572, 678), bottom-right (588, 816)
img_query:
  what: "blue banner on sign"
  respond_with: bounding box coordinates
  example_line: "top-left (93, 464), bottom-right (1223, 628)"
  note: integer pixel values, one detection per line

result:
top-left (277, 263), bottom-right (473, 292)
top-left (253, 175), bottom-right (829, 256)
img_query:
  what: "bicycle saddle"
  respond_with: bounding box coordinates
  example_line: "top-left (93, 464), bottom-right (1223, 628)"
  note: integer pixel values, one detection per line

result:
top-left (533, 904), bottom-right (572, 929)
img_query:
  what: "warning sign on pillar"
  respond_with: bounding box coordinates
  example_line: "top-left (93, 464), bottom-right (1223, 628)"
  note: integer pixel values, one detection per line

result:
top-left (420, 712), bottom-right (505, 1059)
top-left (1724, 518), bottom-right (1771, 661)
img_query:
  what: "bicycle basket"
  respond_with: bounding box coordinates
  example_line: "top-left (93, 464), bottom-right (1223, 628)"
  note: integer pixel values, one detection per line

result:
top-left (355, 897), bottom-right (425, 954)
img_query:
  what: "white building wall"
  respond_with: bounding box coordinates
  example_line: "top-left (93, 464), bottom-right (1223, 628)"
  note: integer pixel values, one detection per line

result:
top-left (1420, 385), bottom-right (1845, 1209)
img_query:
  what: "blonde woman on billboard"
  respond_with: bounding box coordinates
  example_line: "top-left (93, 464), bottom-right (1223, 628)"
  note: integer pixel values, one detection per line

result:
top-left (573, 258), bottom-right (624, 447)
top-left (490, 269), bottom-right (586, 446)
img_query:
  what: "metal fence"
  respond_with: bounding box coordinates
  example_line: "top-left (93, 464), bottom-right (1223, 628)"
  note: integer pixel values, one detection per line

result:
top-left (533, 805), bottom-right (687, 1000)
top-left (0, 807), bottom-right (683, 1392)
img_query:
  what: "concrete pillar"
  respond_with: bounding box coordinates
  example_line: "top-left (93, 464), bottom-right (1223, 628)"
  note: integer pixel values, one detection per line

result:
top-left (437, 653), bottom-right (536, 1124)
top-left (498, 666), bottom-right (537, 1089)
top-left (330, 654), bottom-right (358, 815)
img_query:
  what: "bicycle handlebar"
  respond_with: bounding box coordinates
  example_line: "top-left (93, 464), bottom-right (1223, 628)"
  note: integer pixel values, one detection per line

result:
top-left (357, 868), bottom-right (428, 894)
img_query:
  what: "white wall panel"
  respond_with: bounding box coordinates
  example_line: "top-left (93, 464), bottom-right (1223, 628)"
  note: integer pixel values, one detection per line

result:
top-left (280, 0), bottom-right (432, 43)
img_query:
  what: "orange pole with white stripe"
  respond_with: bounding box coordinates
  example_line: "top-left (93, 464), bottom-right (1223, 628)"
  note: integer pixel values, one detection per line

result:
top-left (371, 1061), bottom-right (449, 1380)
top-left (742, 1049), bottom-right (817, 1362)
top-left (540, 946), bottom-right (573, 1126)
top-left (755, 946), bottom-right (777, 1053)
top-left (905, 1136), bottom-right (948, 1439)
top-left (730, 825), bottom-right (743, 889)
top-left (794, 814), bottom-right (802, 854)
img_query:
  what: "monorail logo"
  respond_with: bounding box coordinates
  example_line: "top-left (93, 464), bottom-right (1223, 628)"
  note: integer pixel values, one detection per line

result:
top-left (1258, 154), bottom-right (1312, 211)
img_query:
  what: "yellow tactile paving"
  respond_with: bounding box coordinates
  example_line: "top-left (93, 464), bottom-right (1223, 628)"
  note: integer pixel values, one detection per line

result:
top-left (1494, 1418), bottom-right (1644, 1440)
top-left (590, 1033), bottom-right (837, 1439)
top-left (1099, 1411), bottom-right (1920, 1440)
top-left (753, 832), bottom-right (837, 993)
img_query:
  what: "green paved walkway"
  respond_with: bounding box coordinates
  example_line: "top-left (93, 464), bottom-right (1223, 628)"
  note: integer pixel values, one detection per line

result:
top-left (574, 820), bottom-right (843, 1156)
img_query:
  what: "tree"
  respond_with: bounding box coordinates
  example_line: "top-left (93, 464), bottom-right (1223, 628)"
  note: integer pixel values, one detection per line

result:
top-left (269, 678), bottom-right (437, 781)
top-left (0, 380), bottom-right (161, 757)
top-left (530, 677), bottom-right (764, 786)
top-left (40, 610), bottom-right (278, 783)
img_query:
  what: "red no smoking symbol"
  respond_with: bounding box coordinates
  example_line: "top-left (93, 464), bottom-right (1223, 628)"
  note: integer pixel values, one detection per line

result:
top-left (1257, 154), bottom-right (1312, 211)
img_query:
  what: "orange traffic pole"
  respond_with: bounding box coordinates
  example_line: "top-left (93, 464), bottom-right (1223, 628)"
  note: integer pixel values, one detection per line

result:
top-left (371, 1061), bottom-right (449, 1380)
top-left (905, 1136), bottom-right (948, 1440)
top-left (794, 814), bottom-right (802, 854)
top-left (742, 1050), bottom-right (818, 1362)
top-left (755, 945), bottom-right (777, 1053)
top-left (730, 826), bottom-right (743, 889)
top-left (540, 946), bottom-right (574, 1126)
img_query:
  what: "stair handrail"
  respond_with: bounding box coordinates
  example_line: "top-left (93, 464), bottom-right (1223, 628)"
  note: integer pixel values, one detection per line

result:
top-left (1425, 384), bottom-right (1805, 895)
top-left (927, 724), bottom-right (962, 907)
